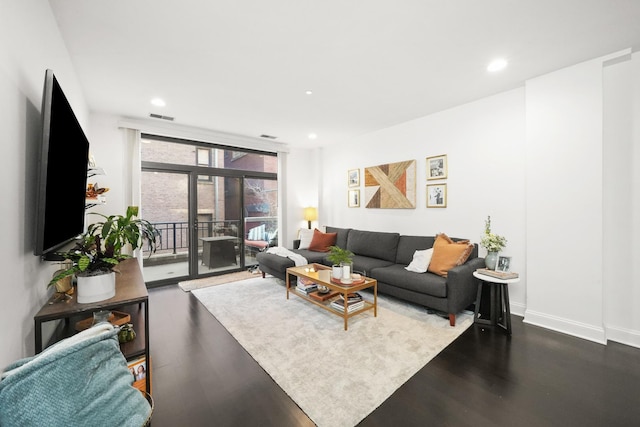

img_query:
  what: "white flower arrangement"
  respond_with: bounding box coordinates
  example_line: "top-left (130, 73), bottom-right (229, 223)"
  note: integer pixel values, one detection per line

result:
top-left (481, 216), bottom-right (507, 252)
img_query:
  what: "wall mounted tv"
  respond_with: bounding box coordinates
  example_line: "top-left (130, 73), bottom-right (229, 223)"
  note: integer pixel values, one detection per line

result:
top-left (34, 69), bottom-right (89, 258)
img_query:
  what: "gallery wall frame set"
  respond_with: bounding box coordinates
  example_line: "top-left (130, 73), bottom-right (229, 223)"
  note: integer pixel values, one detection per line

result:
top-left (348, 189), bottom-right (360, 207)
top-left (426, 154), bottom-right (447, 180)
top-left (426, 183), bottom-right (447, 208)
top-left (348, 169), bottom-right (360, 187)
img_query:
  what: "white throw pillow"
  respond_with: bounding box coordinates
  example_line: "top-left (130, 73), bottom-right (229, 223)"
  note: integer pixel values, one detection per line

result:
top-left (298, 228), bottom-right (314, 249)
top-left (405, 248), bottom-right (434, 273)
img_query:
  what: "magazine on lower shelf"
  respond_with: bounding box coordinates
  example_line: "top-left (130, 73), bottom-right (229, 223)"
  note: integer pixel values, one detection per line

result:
top-left (330, 301), bottom-right (365, 313)
top-left (330, 294), bottom-right (365, 312)
top-left (296, 283), bottom-right (318, 294)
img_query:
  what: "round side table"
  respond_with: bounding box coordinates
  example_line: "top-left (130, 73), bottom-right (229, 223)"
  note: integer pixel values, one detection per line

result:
top-left (472, 271), bottom-right (520, 335)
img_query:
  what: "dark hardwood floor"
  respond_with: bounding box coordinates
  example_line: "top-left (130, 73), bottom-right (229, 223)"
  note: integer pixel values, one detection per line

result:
top-left (147, 284), bottom-right (640, 427)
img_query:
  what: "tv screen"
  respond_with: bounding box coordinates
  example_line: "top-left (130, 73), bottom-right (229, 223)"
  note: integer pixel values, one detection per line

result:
top-left (34, 69), bottom-right (90, 257)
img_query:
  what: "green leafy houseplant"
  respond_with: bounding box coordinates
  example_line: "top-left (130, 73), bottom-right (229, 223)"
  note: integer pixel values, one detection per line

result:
top-left (327, 246), bottom-right (354, 265)
top-left (49, 206), bottom-right (157, 287)
top-left (480, 216), bottom-right (507, 252)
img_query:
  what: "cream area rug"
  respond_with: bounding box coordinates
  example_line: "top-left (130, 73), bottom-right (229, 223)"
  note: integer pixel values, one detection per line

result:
top-left (178, 270), bottom-right (256, 291)
top-left (192, 277), bottom-right (473, 427)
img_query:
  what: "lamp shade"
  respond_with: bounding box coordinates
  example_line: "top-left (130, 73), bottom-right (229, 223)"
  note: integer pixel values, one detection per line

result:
top-left (303, 207), bottom-right (318, 222)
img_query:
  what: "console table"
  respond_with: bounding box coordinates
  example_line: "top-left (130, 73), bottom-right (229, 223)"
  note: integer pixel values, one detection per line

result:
top-left (34, 258), bottom-right (151, 393)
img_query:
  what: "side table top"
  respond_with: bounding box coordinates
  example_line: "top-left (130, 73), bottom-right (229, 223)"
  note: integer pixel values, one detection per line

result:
top-left (473, 270), bottom-right (521, 284)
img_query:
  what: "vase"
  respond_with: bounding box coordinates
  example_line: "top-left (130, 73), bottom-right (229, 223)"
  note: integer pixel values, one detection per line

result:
top-left (77, 271), bottom-right (116, 303)
top-left (485, 251), bottom-right (499, 270)
top-left (332, 265), bottom-right (342, 280)
top-left (341, 262), bottom-right (352, 280)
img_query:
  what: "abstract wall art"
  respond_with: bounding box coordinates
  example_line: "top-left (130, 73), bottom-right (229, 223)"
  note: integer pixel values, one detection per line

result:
top-left (364, 160), bottom-right (416, 209)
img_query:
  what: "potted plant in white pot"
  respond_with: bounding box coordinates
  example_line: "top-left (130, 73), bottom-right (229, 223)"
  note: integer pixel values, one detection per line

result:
top-left (49, 206), bottom-right (157, 303)
top-left (327, 246), bottom-right (354, 280)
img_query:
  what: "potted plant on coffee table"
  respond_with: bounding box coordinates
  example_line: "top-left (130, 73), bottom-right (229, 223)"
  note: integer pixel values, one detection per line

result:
top-left (49, 206), bottom-right (157, 303)
top-left (327, 246), bottom-right (354, 280)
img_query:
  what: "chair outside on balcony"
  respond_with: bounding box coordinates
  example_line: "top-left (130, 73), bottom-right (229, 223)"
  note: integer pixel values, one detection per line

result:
top-left (245, 224), bottom-right (277, 257)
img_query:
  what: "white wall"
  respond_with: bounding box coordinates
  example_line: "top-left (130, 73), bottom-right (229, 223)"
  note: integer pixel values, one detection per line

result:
top-left (317, 88), bottom-right (528, 315)
top-left (0, 0), bottom-right (89, 367)
top-left (602, 52), bottom-right (640, 347)
top-left (87, 114), bottom-right (130, 217)
top-left (524, 51), bottom-right (632, 344)
top-left (281, 147), bottom-right (319, 247)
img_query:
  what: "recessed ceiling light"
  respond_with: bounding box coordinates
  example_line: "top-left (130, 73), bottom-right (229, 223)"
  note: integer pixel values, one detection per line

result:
top-left (150, 97), bottom-right (166, 107)
top-left (487, 58), bottom-right (508, 72)
top-left (308, 133), bottom-right (317, 140)
top-left (305, 90), bottom-right (313, 95)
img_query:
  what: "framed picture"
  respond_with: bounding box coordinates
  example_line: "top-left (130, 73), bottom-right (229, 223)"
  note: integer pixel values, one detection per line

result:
top-left (426, 154), bottom-right (447, 180)
top-left (496, 256), bottom-right (511, 273)
top-left (127, 356), bottom-right (150, 393)
top-left (348, 189), bottom-right (360, 207)
top-left (348, 169), bottom-right (360, 187)
top-left (426, 184), bottom-right (447, 208)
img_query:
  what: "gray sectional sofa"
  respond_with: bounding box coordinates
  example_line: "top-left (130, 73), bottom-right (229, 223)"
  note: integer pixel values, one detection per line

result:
top-left (256, 226), bottom-right (484, 326)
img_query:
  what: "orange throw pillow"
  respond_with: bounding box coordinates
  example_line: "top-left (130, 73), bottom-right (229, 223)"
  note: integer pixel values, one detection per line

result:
top-left (308, 229), bottom-right (338, 252)
top-left (427, 233), bottom-right (474, 277)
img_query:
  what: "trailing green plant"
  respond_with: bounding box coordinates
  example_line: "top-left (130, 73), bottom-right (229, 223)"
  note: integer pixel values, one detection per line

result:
top-left (327, 246), bottom-right (354, 265)
top-left (48, 206), bottom-right (156, 287)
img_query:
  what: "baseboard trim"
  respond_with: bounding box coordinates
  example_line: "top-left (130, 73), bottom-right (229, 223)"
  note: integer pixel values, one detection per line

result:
top-left (510, 301), bottom-right (526, 317)
top-left (523, 309), bottom-right (606, 344)
top-left (606, 326), bottom-right (640, 349)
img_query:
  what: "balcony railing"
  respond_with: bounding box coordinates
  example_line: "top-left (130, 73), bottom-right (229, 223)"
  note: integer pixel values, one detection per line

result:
top-left (147, 218), bottom-right (277, 255)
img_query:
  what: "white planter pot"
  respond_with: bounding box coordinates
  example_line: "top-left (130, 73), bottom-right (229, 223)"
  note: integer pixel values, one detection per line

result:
top-left (332, 265), bottom-right (342, 279)
top-left (76, 271), bottom-right (116, 304)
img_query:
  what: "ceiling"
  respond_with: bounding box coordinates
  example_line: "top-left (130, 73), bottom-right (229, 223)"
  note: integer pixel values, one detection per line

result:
top-left (49, 0), bottom-right (640, 149)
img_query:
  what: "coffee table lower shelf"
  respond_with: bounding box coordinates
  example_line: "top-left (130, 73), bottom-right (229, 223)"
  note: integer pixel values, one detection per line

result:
top-left (286, 264), bottom-right (377, 331)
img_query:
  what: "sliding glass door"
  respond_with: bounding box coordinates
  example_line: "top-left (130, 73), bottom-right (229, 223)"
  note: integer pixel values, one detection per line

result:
top-left (196, 175), bottom-right (242, 276)
top-left (139, 135), bottom-right (277, 286)
top-left (140, 170), bottom-right (190, 283)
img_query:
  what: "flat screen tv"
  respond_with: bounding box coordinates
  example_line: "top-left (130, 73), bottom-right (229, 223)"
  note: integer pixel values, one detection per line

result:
top-left (34, 69), bottom-right (90, 258)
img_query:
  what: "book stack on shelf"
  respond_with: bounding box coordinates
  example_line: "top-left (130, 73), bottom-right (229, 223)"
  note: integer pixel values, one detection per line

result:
top-left (296, 278), bottom-right (318, 295)
top-left (330, 293), bottom-right (364, 313)
top-left (476, 268), bottom-right (519, 280)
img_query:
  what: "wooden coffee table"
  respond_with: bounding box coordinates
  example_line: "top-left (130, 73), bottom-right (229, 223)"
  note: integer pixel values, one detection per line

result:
top-left (286, 263), bottom-right (377, 331)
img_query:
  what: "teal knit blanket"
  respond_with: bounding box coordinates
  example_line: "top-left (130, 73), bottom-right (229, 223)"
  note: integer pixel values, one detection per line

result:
top-left (0, 324), bottom-right (151, 427)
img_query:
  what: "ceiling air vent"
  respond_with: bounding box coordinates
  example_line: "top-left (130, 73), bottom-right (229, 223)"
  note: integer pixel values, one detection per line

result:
top-left (260, 134), bottom-right (277, 139)
top-left (149, 113), bottom-right (175, 121)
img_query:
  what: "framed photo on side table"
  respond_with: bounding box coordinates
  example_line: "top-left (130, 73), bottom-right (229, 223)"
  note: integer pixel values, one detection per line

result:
top-left (348, 169), bottom-right (360, 187)
top-left (426, 184), bottom-right (447, 208)
top-left (496, 256), bottom-right (511, 272)
top-left (348, 189), bottom-right (360, 207)
top-left (426, 154), bottom-right (447, 180)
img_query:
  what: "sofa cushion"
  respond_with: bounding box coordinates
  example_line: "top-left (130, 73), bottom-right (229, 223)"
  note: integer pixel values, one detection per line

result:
top-left (292, 249), bottom-right (327, 264)
top-left (371, 264), bottom-right (447, 298)
top-left (405, 248), bottom-right (434, 273)
top-left (298, 228), bottom-right (314, 249)
top-left (395, 235), bottom-right (436, 265)
top-left (325, 226), bottom-right (351, 249)
top-left (428, 233), bottom-right (474, 277)
top-left (347, 230), bottom-right (400, 263)
top-left (350, 255), bottom-right (395, 276)
top-left (308, 229), bottom-right (337, 252)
